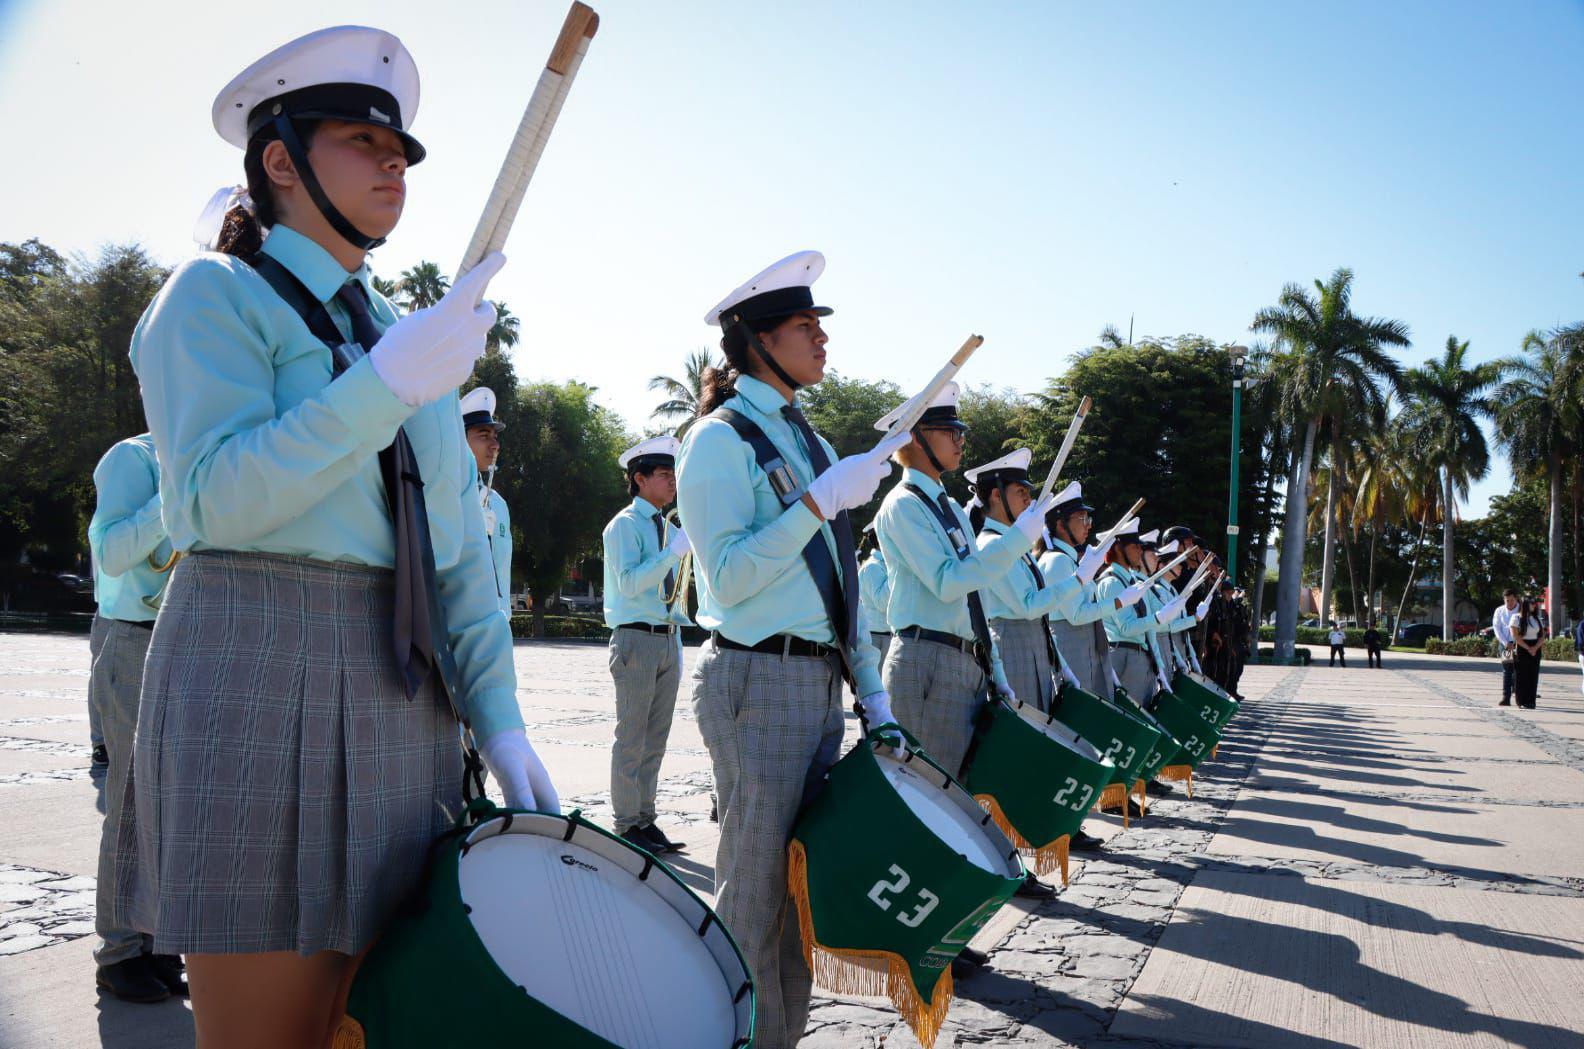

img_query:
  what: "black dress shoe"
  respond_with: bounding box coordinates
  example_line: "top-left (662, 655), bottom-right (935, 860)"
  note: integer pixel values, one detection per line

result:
top-left (1014, 872), bottom-right (1056, 899)
top-left (951, 946), bottom-right (989, 978)
top-left (1069, 830), bottom-right (1105, 853)
top-left (640, 822), bottom-right (687, 854)
top-left (1125, 800), bottom-right (1144, 820)
top-left (620, 826), bottom-right (657, 853)
top-left (1145, 779), bottom-right (1175, 797)
top-left (96, 956), bottom-right (171, 1004)
top-left (1498, 700), bottom-right (1511, 707)
top-left (146, 953), bottom-right (187, 997)
top-left (91, 744), bottom-right (109, 769)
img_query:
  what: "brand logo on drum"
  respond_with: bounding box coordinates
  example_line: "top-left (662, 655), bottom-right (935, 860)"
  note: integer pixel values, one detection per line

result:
top-left (560, 854), bottom-right (599, 872)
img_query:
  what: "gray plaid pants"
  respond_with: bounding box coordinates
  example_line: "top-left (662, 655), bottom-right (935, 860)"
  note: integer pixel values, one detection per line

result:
top-left (92, 616), bottom-right (153, 966)
top-left (1052, 617), bottom-right (1112, 698)
top-left (87, 613), bottom-right (107, 749)
top-left (883, 635), bottom-right (986, 779)
top-left (1112, 644), bottom-right (1157, 703)
top-left (608, 626), bottom-right (682, 833)
top-left (990, 616), bottom-right (1054, 712)
top-left (692, 640), bottom-right (844, 1049)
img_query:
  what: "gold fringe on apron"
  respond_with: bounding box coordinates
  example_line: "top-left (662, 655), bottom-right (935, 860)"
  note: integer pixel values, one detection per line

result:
top-left (974, 795), bottom-right (1070, 883)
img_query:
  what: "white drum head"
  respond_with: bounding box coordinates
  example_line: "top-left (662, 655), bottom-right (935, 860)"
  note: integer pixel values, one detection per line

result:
top-left (1015, 702), bottom-right (1104, 762)
top-left (876, 752), bottom-right (1018, 876)
top-left (459, 826), bottom-right (738, 1048)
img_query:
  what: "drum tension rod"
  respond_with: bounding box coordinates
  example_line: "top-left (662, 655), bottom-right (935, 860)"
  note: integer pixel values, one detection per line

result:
top-left (638, 855), bottom-right (655, 881)
top-left (696, 912), bottom-right (714, 937)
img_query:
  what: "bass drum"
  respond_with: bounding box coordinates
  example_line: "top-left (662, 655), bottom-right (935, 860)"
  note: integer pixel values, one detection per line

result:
top-left (337, 800), bottom-right (754, 1049)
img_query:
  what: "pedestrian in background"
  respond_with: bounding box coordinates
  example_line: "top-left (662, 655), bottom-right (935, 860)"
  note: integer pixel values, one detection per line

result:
top-left (1328, 622), bottom-right (1347, 667)
top-left (1573, 616), bottom-right (1584, 697)
top-left (1363, 621), bottom-right (1383, 669)
top-left (1493, 589), bottom-right (1519, 706)
top-left (1510, 595), bottom-right (1546, 710)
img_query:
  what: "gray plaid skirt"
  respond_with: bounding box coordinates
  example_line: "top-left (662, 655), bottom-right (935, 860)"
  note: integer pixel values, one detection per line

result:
top-left (131, 551), bottom-right (462, 956)
top-left (989, 616), bottom-right (1055, 712)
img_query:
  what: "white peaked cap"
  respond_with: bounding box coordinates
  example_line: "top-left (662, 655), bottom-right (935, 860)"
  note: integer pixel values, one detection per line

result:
top-left (1050, 480), bottom-right (1082, 506)
top-left (872, 381), bottom-right (961, 432)
top-left (1139, 529), bottom-right (1160, 544)
top-left (705, 251), bottom-right (831, 327)
top-left (1157, 540), bottom-right (1180, 555)
top-left (213, 27), bottom-right (422, 152)
top-left (459, 387), bottom-right (496, 417)
top-left (619, 435), bottom-right (682, 470)
top-left (963, 448), bottom-right (1032, 486)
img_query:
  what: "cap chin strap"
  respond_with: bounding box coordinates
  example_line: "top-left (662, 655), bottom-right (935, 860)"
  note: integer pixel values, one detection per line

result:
top-left (914, 425), bottom-right (949, 475)
top-left (731, 318), bottom-right (802, 392)
top-left (273, 114), bottom-right (386, 251)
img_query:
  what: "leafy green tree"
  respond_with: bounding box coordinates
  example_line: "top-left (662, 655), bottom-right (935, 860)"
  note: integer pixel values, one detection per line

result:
top-left (370, 274), bottom-right (400, 299)
top-left (486, 300), bottom-right (520, 354)
top-left (397, 260), bottom-right (449, 310)
top-left (1398, 336), bottom-right (1500, 635)
top-left (1494, 326), bottom-right (1583, 624)
top-left (950, 385), bottom-right (1028, 504)
top-left (798, 370), bottom-right (904, 534)
top-left (647, 348), bottom-right (719, 435)
top-left (1251, 269), bottom-right (1409, 659)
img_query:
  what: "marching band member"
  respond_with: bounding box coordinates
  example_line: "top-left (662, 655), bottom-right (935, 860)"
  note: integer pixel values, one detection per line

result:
top-left (678, 251), bottom-right (901, 1048)
top-left (88, 433), bottom-right (185, 1003)
top-left (460, 387), bottom-right (512, 616)
top-left (129, 28), bottom-right (556, 1045)
top-left (963, 449), bottom-right (1081, 712)
top-left (602, 435), bottom-right (692, 855)
top-left (1036, 484), bottom-right (1139, 699)
top-left (872, 389), bottom-right (1057, 911)
top-left (1097, 521), bottom-right (1157, 703)
top-left (1139, 530), bottom-right (1194, 698)
top-left (858, 521), bottom-right (892, 658)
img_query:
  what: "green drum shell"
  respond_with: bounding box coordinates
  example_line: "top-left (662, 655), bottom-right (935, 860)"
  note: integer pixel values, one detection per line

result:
top-left (962, 699), bottom-right (1116, 848)
top-left (1148, 690), bottom-right (1224, 770)
top-left (793, 739), bottom-right (1024, 996)
top-left (1049, 685), bottom-right (1160, 787)
top-left (343, 805), bottom-right (753, 1049)
top-left (1111, 690), bottom-right (1183, 781)
top-left (1172, 671), bottom-right (1238, 730)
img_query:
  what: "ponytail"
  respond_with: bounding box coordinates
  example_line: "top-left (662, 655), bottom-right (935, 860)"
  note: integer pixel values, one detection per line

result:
top-left (213, 122), bottom-right (321, 257)
top-left (695, 314), bottom-right (785, 417)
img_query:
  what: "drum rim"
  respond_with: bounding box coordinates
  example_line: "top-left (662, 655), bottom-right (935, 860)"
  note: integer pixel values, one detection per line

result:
top-left (458, 806), bottom-right (757, 1044)
top-left (1001, 698), bottom-right (1108, 764)
top-left (868, 735), bottom-right (1025, 880)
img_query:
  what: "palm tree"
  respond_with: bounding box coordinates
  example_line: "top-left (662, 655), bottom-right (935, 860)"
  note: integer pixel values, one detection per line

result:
top-left (648, 348), bottom-right (720, 435)
top-left (398, 260), bottom-right (449, 310)
top-left (1352, 406), bottom-right (1412, 627)
top-left (370, 275), bottom-right (400, 299)
top-left (487, 300), bottom-right (520, 354)
top-left (1494, 325), bottom-right (1584, 629)
top-left (1398, 336), bottom-right (1501, 638)
top-left (1251, 268), bottom-right (1410, 660)
top-left (1385, 441), bottom-right (1447, 642)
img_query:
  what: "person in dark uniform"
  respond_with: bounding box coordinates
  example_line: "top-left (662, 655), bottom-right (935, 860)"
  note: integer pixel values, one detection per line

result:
top-left (1363, 620), bottom-right (1384, 669)
top-left (1226, 584), bottom-right (1252, 698)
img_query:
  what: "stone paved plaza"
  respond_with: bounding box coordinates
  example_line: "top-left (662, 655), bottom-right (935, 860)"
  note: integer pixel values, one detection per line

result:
top-left (2, 632), bottom-right (1583, 1048)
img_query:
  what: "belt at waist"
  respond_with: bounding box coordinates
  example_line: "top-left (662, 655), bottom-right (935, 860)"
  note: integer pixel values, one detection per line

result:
top-left (113, 618), bottom-right (154, 631)
top-left (898, 625), bottom-right (980, 656)
top-left (711, 632), bottom-right (836, 659)
top-left (1112, 641), bottom-right (1148, 652)
top-left (617, 622), bottom-right (676, 635)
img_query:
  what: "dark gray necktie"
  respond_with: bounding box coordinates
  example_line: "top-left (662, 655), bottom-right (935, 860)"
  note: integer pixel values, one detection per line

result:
top-left (781, 404), bottom-right (858, 654)
top-left (654, 513), bottom-right (675, 604)
top-left (335, 282), bottom-right (457, 705)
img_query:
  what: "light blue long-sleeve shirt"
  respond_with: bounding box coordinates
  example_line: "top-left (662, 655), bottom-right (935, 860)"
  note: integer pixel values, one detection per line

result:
top-left (129, 224), bottom-right (522, 742)
top-left (858, 547), bottom-right (890, 634)
top-left (1098, 563), bottom-right (1153, 646)
top-left (675, 375), bottom-right (882, 697)
top-left (88, 433), bottom-right (171, 623)
top-left (479, 483), bottom-right (513, 617)
top-left (874, 468), bottom-right (1032, 689)
top-left (975, 517), bottom-right (1081, 622)
top-left (1037, 538), bottom-right (1114, 625)
top-left (602, 496), bottom-right (692, 629)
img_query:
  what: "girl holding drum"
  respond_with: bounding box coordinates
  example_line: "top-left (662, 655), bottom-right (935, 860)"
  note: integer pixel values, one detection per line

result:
top-left (677, 251), bottom-right (901, 1048)
top-left (129, 27), bottom-right (557, 1046)
top-left (1096, 521), bottom-right (1159, 702)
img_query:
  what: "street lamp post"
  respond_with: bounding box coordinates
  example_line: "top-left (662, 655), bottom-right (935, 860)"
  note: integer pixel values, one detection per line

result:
top-left (1226, 344), bottom-right (1248, 591)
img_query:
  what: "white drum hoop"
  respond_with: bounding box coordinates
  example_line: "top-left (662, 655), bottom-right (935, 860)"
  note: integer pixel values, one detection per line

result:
top-left (871, 743), bottom-right (1023, 879)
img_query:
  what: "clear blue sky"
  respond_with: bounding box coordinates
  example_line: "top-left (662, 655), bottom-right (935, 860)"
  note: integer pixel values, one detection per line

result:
top-left (4, 0), bottom-right (1581, 518)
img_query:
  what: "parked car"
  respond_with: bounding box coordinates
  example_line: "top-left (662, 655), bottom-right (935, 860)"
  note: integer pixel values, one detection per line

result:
top-left (1396, 623), bottom-right (1442, 646)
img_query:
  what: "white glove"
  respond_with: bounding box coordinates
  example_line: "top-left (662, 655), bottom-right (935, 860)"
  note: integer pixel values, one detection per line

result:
top-left (368, 253), bottom-right (506, 408)
top-left (1156, 670), bottom-right (1173, 695)
top-left (858, 691), bottom-right (896, 730)
top-left (1154, 595), bottom-right (1189, 624)
top-left (1011, 493), bottom-right (1057, 544)
top-left (1042, 527), bottom-right (1055, 550)
top-left (1116, 583), bottom-right (1147, 607)
top-left (479, 729), bottom-right (560, 814)
top-left (992, 665), bottom-right (1018, 702)
top-left (1059, 659), bottom-right (1081, 689)
top-left (807, 432), bottom-right (908, 519)
top-left (667, 527), bottom-right (691, 557)
top-left (1077, 539), bottom-right (1112, 584)
top-left (1195, 592), bottom-right (1214, 620)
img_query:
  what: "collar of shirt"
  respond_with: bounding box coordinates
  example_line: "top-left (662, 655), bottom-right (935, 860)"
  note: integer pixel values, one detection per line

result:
top-left (735, 374), bottom-right (797, 415)
top-left (979, 517), bottom-right (1010, 538)
top-left (900, 466), bottom-right (946, 501)
top-left (259, 223), bottom-right (375, 305)
top-left (630, 495), bottom-right (663, 521)
top-left (1049, 536), bottom-right (1078, 561)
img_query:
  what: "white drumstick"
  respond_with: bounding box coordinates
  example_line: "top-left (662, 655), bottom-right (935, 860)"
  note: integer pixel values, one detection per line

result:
top-left (1036, 395), bottom-right (1090, 505)
top-left (456, 2), bottom-right (600, 283)
top-left (874, 335), bottom-right (983, 450)
top-left (1140, 547), bottom-right (1193, 589)
top-left (1096, 498), bottom-right (1145, 545)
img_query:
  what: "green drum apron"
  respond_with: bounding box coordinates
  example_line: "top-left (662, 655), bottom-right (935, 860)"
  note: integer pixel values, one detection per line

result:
top-left (336, 800), bottom-right (755, 1049)
top-left (789, 728), bottom-right (1023, 1049)
top-left (1172, 669), bottom-right (1238, 731)
top-left (1148, 689), bottom-right (1223, 773)
top-left (1050, 683), bottom-right (1163, 814)
top-left (961, 698), bottom-right (1116, 879)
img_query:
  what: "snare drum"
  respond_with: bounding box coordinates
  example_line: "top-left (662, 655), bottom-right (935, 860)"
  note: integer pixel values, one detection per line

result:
top-left (1111, 690), bottom-right (1183, 787)
top-left (1172, 670), bottom-right (1238, 731)
top-left (337, 801), bottom-right (754, 1049)
top-left (1051, 684), bottom-right (1162, 794)
top-left (789, 729), bottom-right (1023, 1049)
top-left (962, 698), bottom-right (1115, 878)
top-left (1148, 688), bottom-right (1223, 771)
